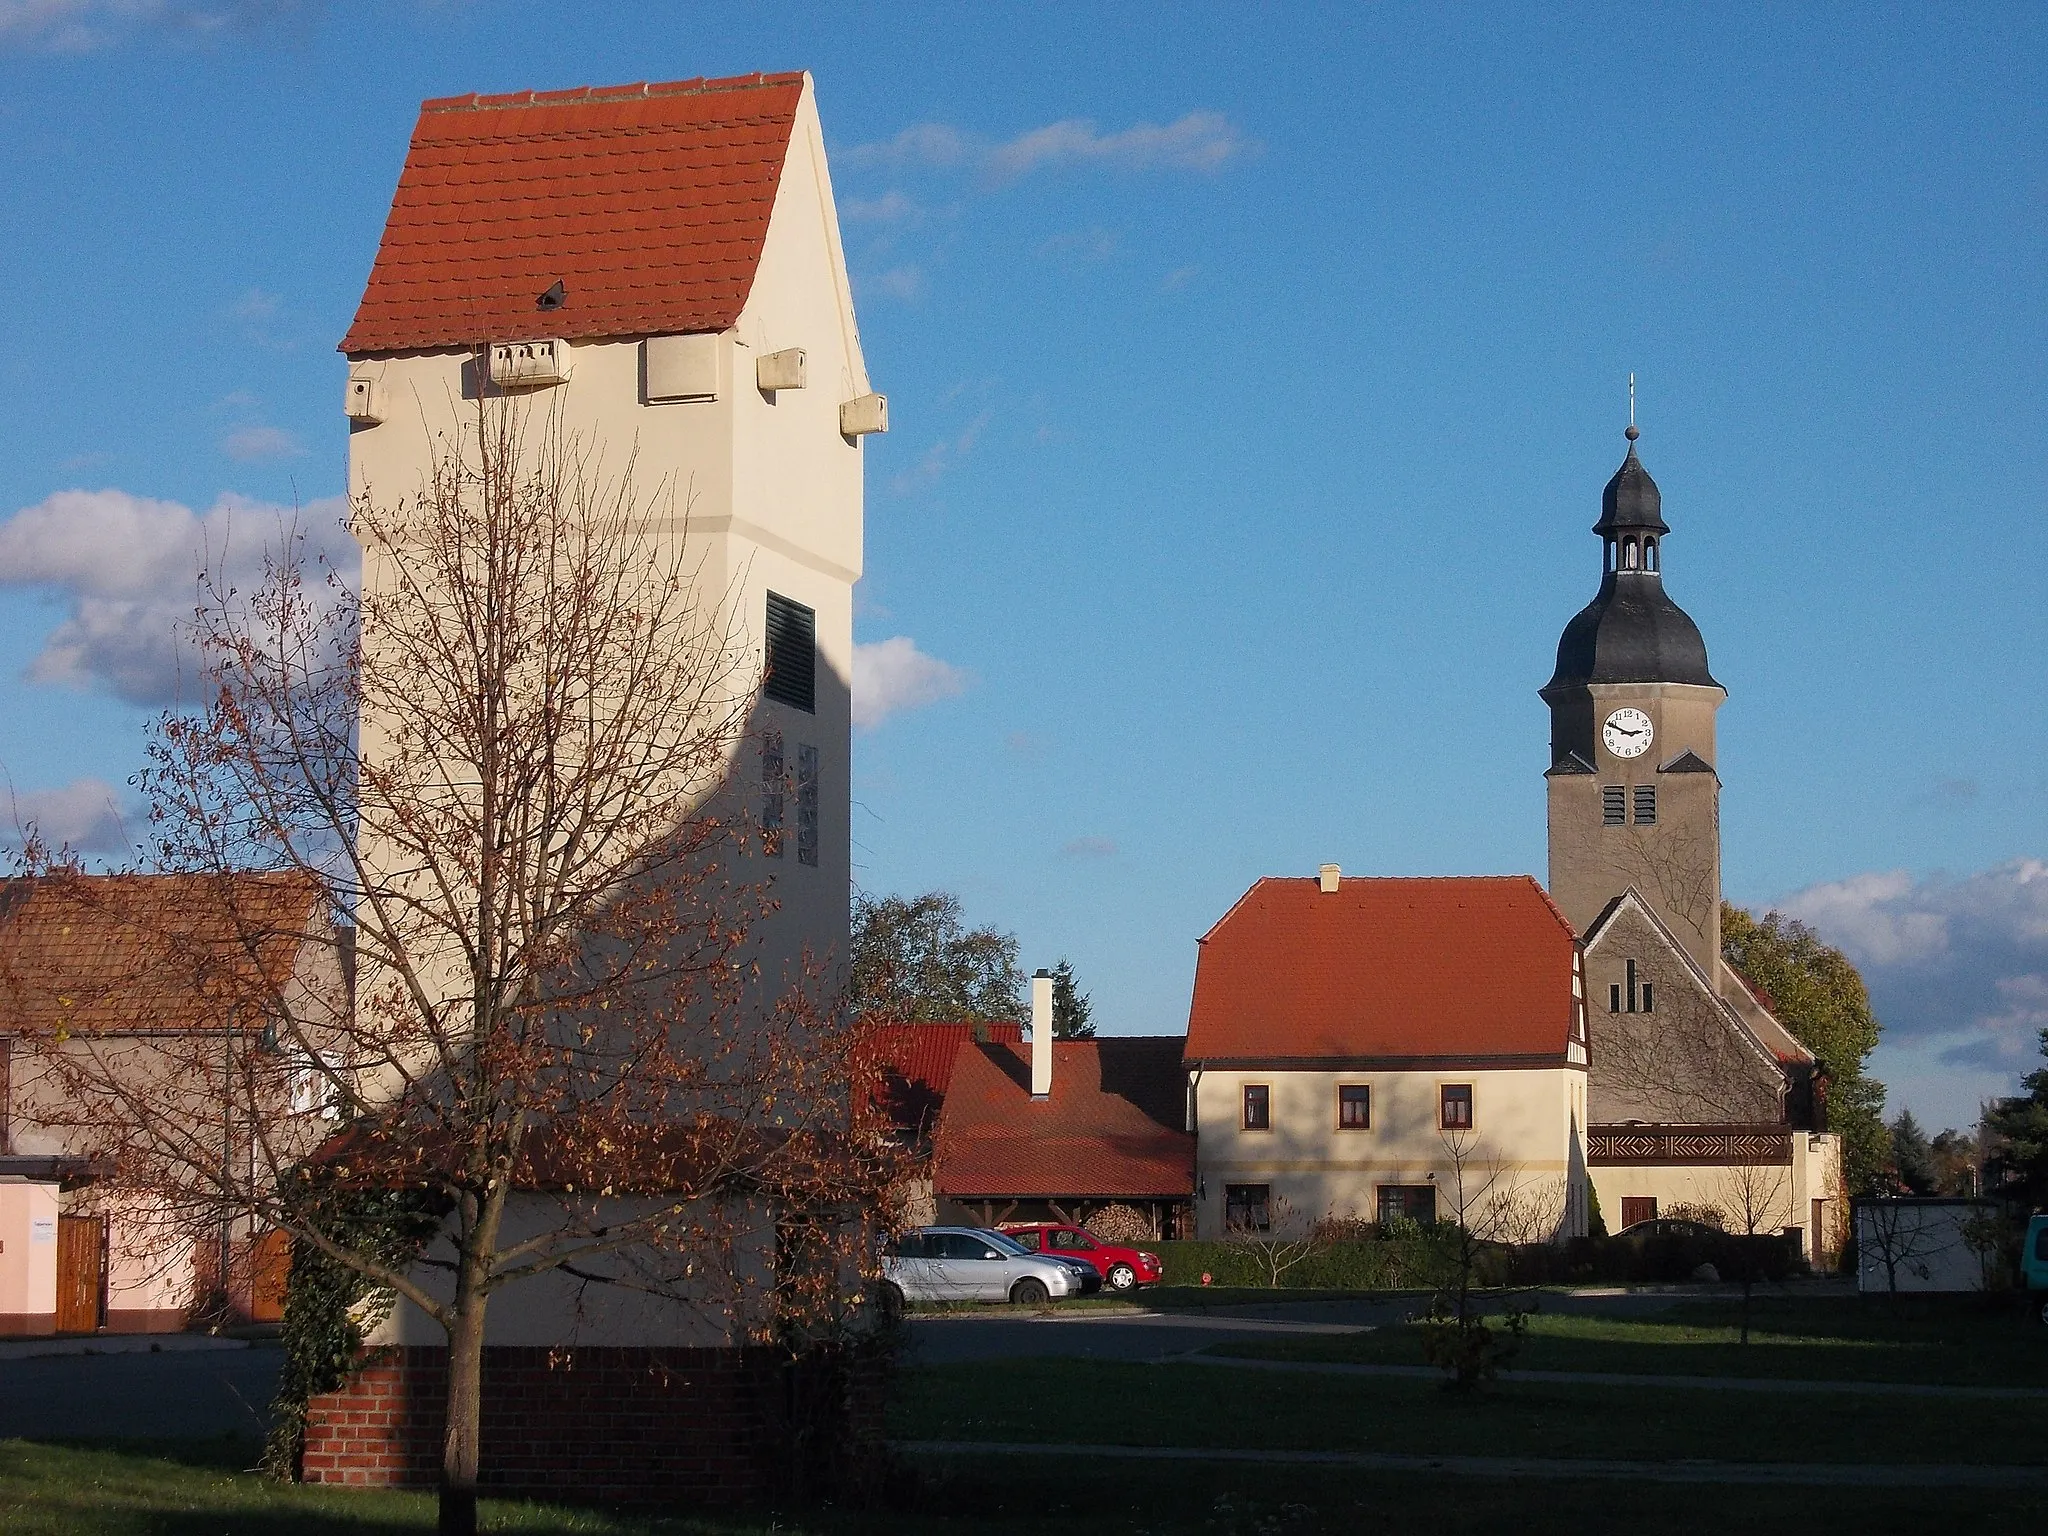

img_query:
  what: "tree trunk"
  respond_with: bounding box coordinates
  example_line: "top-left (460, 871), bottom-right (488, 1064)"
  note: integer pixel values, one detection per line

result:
top-left (441, 1296), bottom-right (488, 1536)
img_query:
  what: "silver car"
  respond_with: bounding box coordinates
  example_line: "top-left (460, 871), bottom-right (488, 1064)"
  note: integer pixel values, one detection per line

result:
top-left (879, 1225), bottom-right (1081, 1308)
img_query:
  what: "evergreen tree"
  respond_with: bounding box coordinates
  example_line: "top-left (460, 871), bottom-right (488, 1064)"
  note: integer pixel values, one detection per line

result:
top-left (1984, 1028), bottom-right (2048, 1209)
top-left (1721, 903), bottom-right (1888, 1194)
top-left (1890, 1109), bottom-right (1938, 1195)
top-left (1050, 957), bottom-right (1095, 1039)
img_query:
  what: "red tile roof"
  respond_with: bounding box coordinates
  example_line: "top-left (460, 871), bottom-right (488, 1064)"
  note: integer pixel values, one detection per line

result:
top-left (341, 73), bottom-right (806, 356)
top-left (1184, 876), bottom-right (1577, 1063)
top-left (852, 1021), bottom-right (1024, 1143)
top-left (932, 1039), bottom-right (1194, 1200)
top-left (0, 873), bottom-right (325, 1036)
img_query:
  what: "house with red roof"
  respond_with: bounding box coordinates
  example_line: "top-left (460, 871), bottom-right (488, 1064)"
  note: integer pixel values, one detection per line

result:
top-left (1184, 871), bottom-right (1591, 1238)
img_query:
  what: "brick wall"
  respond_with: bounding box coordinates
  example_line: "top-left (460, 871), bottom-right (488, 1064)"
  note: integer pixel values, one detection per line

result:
top-left (302, 1344), bottom-right (875, 1505)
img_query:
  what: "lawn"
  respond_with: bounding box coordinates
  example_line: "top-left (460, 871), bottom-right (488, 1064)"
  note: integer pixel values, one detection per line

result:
top-left (6, 1440), bottom-right (2047, 1536)
top-left (1205, 1293), bottom-right (2048, 1387)
top-left (888, 1356), bottom-right (2048, 1466)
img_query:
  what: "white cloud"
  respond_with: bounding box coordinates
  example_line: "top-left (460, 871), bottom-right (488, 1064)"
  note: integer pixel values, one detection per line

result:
top-left (1061, 836), bottom-right (1117, 859)
top-left (864, 265), bottom-right (923, 302)
top-left (841, 190), bottom-right (923, 225)
top-left (846, 110), bottom-right (1250, 184)
top-left (222, 424), bottom-right (304, 461)
top-left (1772, 858), bottom-right (2048, 1074)
top-left (852, 637), bottom-right (969, 730)
top-left (3, 776), bottom-right (133, 855)
top-left (890, 410), bottom-right (991, 496)
top-left (0, 486), bottom-right (353, 705)
top-left (0, 0), bottom-right (297, 52)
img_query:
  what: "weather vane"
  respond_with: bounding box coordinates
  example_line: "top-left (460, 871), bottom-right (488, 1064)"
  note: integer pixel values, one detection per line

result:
top-left (1627, 372), bottom-right (1639, 442)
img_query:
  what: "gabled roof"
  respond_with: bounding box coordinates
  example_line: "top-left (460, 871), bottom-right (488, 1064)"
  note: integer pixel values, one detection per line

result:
top-left (341, 73), bottom-right (807, 356)
top-left (852, 1020), bottom-right (1024, 1143)
top-left (1184, 876), bottom-right (1578, 1063)
top-left (0, 873), bottom-right (325, 1036)
top-left (1580, 888), bottom-right (1812, 1068)
top-left (932, 1039), bottom-right (1194, 1200)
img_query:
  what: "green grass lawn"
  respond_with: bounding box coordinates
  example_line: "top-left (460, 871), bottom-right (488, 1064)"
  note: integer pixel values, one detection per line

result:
top-left (1206, 1293), bottom-right (2048, 1387)
top-left (6, 1441), bottom-right (2047, 1536)
top-left (889, 1357), bottom-right (2048, 1466)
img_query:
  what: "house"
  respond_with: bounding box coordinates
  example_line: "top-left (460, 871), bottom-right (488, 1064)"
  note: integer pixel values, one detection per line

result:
top-left (854, 1020), bottom-right (1026, 1150)
top-left (929, 975), bottom-right (1195, 1238)
top-left (0, 872), bottom-right (338, 1335)
top-left (1184, 872), bottom-right (1590, 1239)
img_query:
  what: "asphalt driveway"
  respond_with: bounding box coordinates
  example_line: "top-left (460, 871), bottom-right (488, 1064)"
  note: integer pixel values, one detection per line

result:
top-left (0, 1342), bottom-right (283, 1442)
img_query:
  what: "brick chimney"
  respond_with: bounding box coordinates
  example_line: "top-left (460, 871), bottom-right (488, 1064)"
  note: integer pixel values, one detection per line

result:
top-left (1030, 969), bottom-right (1053, 1099)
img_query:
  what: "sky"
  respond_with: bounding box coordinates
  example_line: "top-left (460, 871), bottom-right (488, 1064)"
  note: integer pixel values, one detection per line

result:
top-left (0, 2), bottom-right (2042, 1132)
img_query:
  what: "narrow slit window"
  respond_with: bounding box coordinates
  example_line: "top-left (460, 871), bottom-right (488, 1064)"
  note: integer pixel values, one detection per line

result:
top-left (796, 744), bottom-right (820, 868)
top-left (764, 592), bottom-right (816, 712)
top-left (1609, 982), bottom-right (1622, 1013)
top-left (1603, 785), bottom-right (1626, 825)
top-left (1642, 982), bottom-right (1655, 1012)
top-left (1633, 784), bottom-right (1657, 824)
top-left (759, 731), bottom-right (784, 858)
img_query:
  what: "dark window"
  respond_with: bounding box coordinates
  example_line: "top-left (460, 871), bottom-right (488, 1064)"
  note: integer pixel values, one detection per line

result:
top-left (1603, 785), bottom-right (1626, 825)
top-left (1621, 1197), bottom-right (1658, 1228)
top-left (764, 592), bottom-right (816, 712)
top-left (759, 732), bottom-right (784, 857)
top-left (1440, 1083), bottom-right (1474, 1130)
top-left (1050, 1230), bottom-right (1096, 1251)
top-left (884, 1233), bottom-right (930, 1259)
top-left (1011, 1229), bottom-right (1042, 1250)
top-left (1224, 1183), bottom-right (1271, 1232)
top-left (1338, 1084), bottom-right (1371, 1129)
top-left (1633, 784), bottom-right (1657, 824)
top-left (1377, 1185), bottom-right (1436, 1225)
top-left (1642, 982), bottom-right (1654, 1012)
top-left (1609, 982), bottom-right (1622, 1013)
top-left (796, 743), bottom-right (820, 867)
top-left (2036, 1227), bottom-right (2048, 1262)
top-left (1242, 1083), bottom-right (1271, 1131)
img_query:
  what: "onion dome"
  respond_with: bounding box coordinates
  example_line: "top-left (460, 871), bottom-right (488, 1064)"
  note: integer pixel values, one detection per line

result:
top-left (1543, 429), bottom-right (1718, 693)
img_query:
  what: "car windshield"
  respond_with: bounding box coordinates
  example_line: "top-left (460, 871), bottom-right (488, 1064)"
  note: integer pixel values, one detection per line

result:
top-left (977, 1229), bottom-right (1030, 1256)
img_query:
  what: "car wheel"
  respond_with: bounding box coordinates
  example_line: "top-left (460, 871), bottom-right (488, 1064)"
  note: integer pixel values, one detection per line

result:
top-left (1010, 1278), bottom-right (1049, 1307)
top-left (877, 1282), bottom-right (905, 1319)
top-left (1107, 1263), bottom-right (1137, 1291)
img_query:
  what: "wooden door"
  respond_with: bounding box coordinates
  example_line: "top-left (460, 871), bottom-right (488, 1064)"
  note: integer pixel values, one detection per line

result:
top-left (55, 1215), bottom-right (106, 1333)
top-left (1620, 1197), bottom-right (1658, 1229)
top-left (248, 1229), bottom-right (291, 1323)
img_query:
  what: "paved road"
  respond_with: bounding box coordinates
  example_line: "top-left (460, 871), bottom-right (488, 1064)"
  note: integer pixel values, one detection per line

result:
top-left (0, 1343), bottom-right (283, 1441)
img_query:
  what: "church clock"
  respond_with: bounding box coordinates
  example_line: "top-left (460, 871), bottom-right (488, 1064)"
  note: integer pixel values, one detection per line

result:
top-left (1602, 707), bottom-right (1654, 759)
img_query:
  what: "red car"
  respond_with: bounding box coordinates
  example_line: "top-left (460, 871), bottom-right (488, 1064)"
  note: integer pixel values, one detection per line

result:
top-left (997, 1223), bottom-right (1164, 1292)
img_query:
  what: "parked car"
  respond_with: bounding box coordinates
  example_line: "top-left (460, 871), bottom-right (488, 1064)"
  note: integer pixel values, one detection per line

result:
top-left (998, 1222), bottom-right (1164, 1292)
top-left (877, 1225), bottom-right (1083, 1310)
top-left (1612, 1218), bottom-right (1799, 1284)
top-left (982, 1229), bottom-right (1104, 1295)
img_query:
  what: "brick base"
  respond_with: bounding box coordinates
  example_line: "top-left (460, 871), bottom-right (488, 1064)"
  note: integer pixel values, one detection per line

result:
top-left (302, 1345), bottom-right (874, 1505)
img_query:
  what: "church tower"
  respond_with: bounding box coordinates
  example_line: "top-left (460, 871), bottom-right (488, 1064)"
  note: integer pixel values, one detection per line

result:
top-left (1542, 427), bottom-right (1726, 972)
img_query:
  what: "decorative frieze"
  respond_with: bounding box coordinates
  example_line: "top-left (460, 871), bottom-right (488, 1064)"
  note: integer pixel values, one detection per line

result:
top-left (1588, 1124), bottom-right (1792, 1166)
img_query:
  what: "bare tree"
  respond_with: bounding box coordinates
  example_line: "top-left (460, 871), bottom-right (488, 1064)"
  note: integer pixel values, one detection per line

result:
top-left (1421, 1131), bottom-right (1543, 1390)
top-left (1713, 1160), bottom-right (1792, 1344)
top-left (1858, 1198), bottom-right (1959, 1305)
top-left (16, 391), bottom-right (890, 1534)
top-left (1222, 1190), bottom-right (1326, 1288)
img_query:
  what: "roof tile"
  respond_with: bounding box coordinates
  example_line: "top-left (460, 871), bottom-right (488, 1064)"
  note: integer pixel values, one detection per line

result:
top-left (342, 72), bottom-right (805, 355)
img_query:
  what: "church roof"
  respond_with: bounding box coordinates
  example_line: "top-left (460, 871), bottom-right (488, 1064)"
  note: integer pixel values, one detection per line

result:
top-left (1183, 875), bottom-right (1578, 1064)
top-left (340, 73), bottom-right (805, 356)
top-left (1545, 436), bottom-right (1719, 693)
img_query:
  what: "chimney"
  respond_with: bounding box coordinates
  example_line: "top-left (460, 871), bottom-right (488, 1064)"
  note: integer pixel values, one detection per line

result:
top-left (1319, 863), bottom-right (1341, 894)
top-left (1030, 969), bottom-right (1054, 1099)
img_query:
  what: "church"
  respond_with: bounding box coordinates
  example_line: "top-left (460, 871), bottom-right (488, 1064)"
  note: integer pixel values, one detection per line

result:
top-left (1182, 427), bottom-right (1843, 1259)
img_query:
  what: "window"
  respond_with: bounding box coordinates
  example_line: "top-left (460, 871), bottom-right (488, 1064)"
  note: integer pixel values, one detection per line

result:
top-left (1338, 1084), bottom-right (1371, 1129)
top-left (1620, 1197), bottom-right (1658, 1228)
top-left (1603, 785), bottom-right (1626, 825)
top-left (1377, 1185), bottom-right (1436, 1225)
top-left (2036, 1226), bottom-right (2048, 1263)
top-left (1609, 982), bottom-right (1622, 1013)
top-left (1050, 1230), bottom-right (1097, 1251)
top-left (796, 743), bottom-right (820, 867)
top-left (1622, 536), bottom-right (1638, 570)
top-left (1633, 784), bottom-right (1657, 825)
top-left (1224, 1183), bottom-right (1271, 1232)
top-left (1010, 1229), bottom-right (1042, 1251)
top-left (764, 592), bottom-right (816, 712)
top-left (1642, 982), bottom-right (1654, 1012)
top-left (1440, 1083), bottom-right (1474, 1130)
top-left (1241, 1083), bottom-right (1271, 1131)
top-left (759, 732), bottom-right (785, 857)
top-left (1644, 537), bottom-right (1659, 572)
top-left (1620, 958), bottom-right (1652, 1014)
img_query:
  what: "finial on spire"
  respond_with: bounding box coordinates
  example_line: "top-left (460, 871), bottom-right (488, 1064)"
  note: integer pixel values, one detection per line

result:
top-left (1625, 373), bottom-right (1639, 441)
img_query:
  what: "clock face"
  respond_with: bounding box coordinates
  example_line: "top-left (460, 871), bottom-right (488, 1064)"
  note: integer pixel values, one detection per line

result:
top-left (1603, 707), bottom-right (1654, 759)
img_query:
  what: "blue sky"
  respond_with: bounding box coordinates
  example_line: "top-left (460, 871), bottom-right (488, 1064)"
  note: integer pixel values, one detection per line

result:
top-left (0, 2), bottom-right (2042, 1131)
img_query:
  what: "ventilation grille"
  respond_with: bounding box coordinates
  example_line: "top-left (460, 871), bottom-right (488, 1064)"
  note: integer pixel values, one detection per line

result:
top-left (1633, 784), bottom-right (1658, 824)
top-left (764, 593), bottom-right (816, 712)
top-left (1602, 786), bottom-right (1626, 825)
